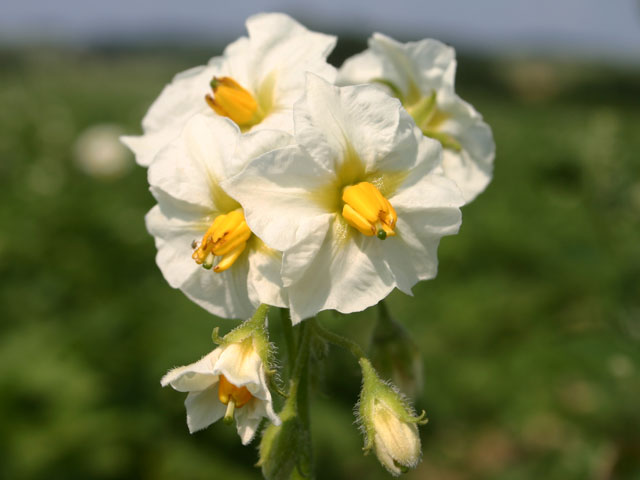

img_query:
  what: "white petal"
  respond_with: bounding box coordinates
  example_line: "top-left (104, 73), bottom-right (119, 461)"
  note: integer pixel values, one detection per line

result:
top-left (130, 62), bottom-right (221, 167)
top-left (213, 342), bottom-right (264, 394)
top-left (294, 74), bottom-right (403, 175)
top-left (235, 128), bottom-right (294, 162)
top-left (222, 144), bottom-right (335, 252)
top-left (370, 33), bottom-right (456, 97)
top-left (148, 115), bottom-right (242, 210)
top-left (145, 202), bottom-right (209, 290)
top-left (246, 245), bottom-right (288, 308)
top-left (284, 219), bottom-right (395, 324)
top-left (184, 388), bottom-right (226, 433)
top-left (437, 96), bottom-right (495, 202)
top-left (234, 389), bottom-right (280, 444)
top-left (370, 110), bottom-right (423, 176)
top-left (386, 172), bottom-right (463, 292)
top-left (234, 407), bottom-right (262, 445)
top-left (120, 131), bottom-right (167, 168)
top-left (390, 163), bottom-right (465, 211)
top-left (384, 205), bottom-right (462, 294)
top-left (337, 49), bottom-right (386, 87)
top-left (143, 63), bottom-right (218, 132)
top-left (180, 255), bottom-right (255, 320)
top-left (245, 13), bottom-right (336, 90)
top-left (222, 36), bottom-right (252, 88)
top-left (161, 348), bottom-right (222, 392)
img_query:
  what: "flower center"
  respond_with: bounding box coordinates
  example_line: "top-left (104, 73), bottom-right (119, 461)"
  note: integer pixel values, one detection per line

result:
top-left (218, 374), bottom-right (253, 424)
top-left (342, 182), bottom-right (397, 240)
top-left (405, 92), bottom-right (461, 152)
top-left (218, 374), bottom-right (253, 408)
top-left (191, 208), bottom-right (251, 273)
top-left (205, 77), bottom-right (263, 128)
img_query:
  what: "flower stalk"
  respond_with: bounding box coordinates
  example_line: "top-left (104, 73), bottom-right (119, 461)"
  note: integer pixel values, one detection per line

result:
top-left (259, 321), bottom-right (314, 479)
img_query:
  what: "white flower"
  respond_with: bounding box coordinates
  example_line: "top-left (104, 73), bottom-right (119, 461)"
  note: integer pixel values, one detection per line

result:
top-left (122, 13), bottom-right (336, 167)
top-left (146, 114), bottom-right (289, 319)
top-left (223, 74), bottom-right (464, 323)
top-left (338, 33), bottom-right (495, 202)
top-left (161, 340), bottom-right (280, 444)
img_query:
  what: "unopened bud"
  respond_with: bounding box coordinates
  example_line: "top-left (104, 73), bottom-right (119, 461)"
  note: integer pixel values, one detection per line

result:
top-left (358, 358), bottom-right (427, 476)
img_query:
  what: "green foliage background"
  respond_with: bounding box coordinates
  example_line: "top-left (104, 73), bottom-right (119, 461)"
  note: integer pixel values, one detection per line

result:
top-left (1, 41), bottom-right (639, 479)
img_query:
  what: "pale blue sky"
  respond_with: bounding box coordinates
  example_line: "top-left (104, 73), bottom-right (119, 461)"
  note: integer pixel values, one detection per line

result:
top-left (2, 0), bottom-right (639, 62)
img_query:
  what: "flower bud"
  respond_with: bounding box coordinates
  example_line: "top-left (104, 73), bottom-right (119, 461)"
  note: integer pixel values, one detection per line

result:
top-left (358, 358), bottom-right (427, 476)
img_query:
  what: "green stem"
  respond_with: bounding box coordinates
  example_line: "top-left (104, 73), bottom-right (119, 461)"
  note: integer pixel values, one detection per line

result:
top-left (313, 320), bottom-right (366, 360)
top-left (279, 308), bottom-right (296, 376)
top-left (290, 321), bottom-right (313, 478)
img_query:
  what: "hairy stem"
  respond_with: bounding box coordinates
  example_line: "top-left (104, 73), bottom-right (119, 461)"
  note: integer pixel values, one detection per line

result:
top-left (313, 320), bottom-right (366, 360)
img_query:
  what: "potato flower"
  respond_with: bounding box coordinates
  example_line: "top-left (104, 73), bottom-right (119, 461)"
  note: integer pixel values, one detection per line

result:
top-left (122, 13), bottom-right (336, 167)
top-left (146, 114), bottom-right (290, 319)
top-left (223, 74), bottom-right (465, 323)
top-left (338, 33), bottom-right (495, 202)
top-left (161, 315), bottom-right (280, 444)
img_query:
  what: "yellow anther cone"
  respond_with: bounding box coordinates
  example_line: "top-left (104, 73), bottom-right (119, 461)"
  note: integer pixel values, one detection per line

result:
top-left (205, 77), bottom-right (262, 128)
top-left (192, 208), bottom-right (252, 272)
top-left (218, 374), bottom-right (253, 408)
top-left (342, 182), bottom-right (397, 239)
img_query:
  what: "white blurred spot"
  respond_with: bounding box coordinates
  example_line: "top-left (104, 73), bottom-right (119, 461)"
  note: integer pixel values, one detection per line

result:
top-left (73, 124), bottom-right (132, 179)
top-left (608, 354), bottom-right (634, 378)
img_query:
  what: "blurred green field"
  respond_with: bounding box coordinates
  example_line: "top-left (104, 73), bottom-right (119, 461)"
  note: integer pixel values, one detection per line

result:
top-left (1, 43), bottom-right (639, 480)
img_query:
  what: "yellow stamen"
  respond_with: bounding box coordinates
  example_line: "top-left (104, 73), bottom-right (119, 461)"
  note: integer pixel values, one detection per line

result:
top-left (218, 374), bottom-right (253, 409)
top-left (205, 77), bottom-right (262, 128)
top-left (342, 182), bottom-right (397, 239)
top-left (192, 208), bottom-right (251, 272)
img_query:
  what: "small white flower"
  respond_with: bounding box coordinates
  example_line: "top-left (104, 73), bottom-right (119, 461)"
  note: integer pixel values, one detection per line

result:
top-left (161, 339), bottom-right (280, 444)
top-left (223, 74), bottom-right (464, 323)
top-left (146, 114), bottom-right (289, 319)
top-left (338, 33), bottom-right (495, 202)
top-left (122, 13), bottom-right (336, 167)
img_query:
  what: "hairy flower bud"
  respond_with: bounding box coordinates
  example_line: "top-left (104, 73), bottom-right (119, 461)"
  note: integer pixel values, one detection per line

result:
top-left (357, 358), bottom-right (427, 476)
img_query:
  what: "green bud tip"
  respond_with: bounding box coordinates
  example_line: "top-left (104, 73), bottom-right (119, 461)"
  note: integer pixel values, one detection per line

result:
top-left (202, 262), bottom-right (213, 270)
top-left (377, 229), bottom-right (387, 240)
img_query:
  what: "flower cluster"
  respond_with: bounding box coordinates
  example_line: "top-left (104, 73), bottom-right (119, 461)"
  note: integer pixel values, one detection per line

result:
top-left (125, 12), bottom-right (494, 477)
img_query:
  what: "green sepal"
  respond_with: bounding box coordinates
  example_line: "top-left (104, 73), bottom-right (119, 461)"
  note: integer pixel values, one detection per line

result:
top-left (406, 91), bottom-right (437, 129)
top-left (371, 78), bottom-right (405, 102)
top-left (212, 304), bottom-right (277, 379)
top-left (423, 129), bottom-right (462, 152)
